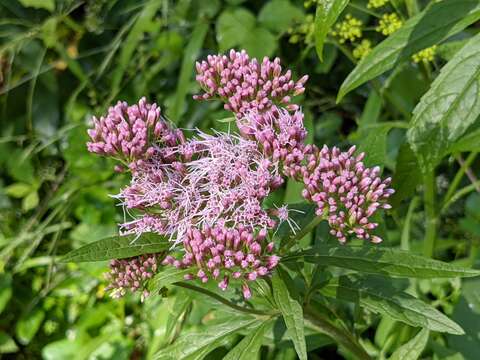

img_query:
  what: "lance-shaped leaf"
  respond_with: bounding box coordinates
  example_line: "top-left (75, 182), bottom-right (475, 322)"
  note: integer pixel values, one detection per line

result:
top-left (61, 233), bottom-right (169, 262)
top-left (272, 268), bottom-right (308, 360)
top-left (224, 320), bottom-right (271, 360)
top-left (408, 32), bottom-right (480, 171)
top-left (337, 0), bottom-right (480, 101)
top-left (390, 328), bottom-right (429, 360)
top-left (322, 275), bottom-right (463, 334)
top-left (153, 316), bottom-right (259, 360)
top-left (285, 245), bottom-right (480, 278)
top-left (314, 0), bottom-right (350, 61)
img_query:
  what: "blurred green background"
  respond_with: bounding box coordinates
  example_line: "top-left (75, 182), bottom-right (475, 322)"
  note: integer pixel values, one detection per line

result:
top-left (1, 0), bottom-right (479, 359)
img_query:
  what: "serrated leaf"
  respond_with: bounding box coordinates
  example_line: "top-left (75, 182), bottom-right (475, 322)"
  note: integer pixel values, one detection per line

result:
top-left (286, 245), bottom-right (480, 278)
top-left (216, 8), bottom-right (256, 51)
top-left (224, 320), bottom-right (271, 360)
top-left (148, 267), bottom-right (192, 294)
top-left (61, 233), bottom-right (169, 262)
top-left (314, 0), bottom-right (350, 61)
top-left (407, 32), bottom-right (480, 172)
top-left (322, 275), bottom-right (463, 334)
top-left (272, 268), bottom-right (307, 360)
top-left (337, 0), bottom-right (480, 101)
top-left (390, 328), bottom-right (429, 360)
top-left (154, 316), bottom-right (258, 360)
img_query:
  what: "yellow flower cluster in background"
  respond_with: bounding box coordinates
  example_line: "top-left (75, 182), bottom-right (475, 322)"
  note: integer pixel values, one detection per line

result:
top-left (288, 14), bottom-right (315, 45)
top-left (330, 14), bottom-right (363, 44)
top-left (376, 13), bottom-right (402, 35)
top-left (368, 0), bottom-right (389, 8)
top-left (353, 39), bottom-right (372, 60)
top-left (412, 45), bottom-right (437, 63)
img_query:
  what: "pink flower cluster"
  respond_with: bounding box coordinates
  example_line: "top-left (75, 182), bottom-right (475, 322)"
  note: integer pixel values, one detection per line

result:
top-left (86, 49), bottom-right (395, 300)
top-left (87, 97), bottom-right (185, 171)
top-left (194, 50), bottom-right (308, 116)
top-left (300, 145), bottom-right (394, 243)
top-left (162, 223), bottom-right (279, 298)
top-left (105, 254), bottom-right (159, 301)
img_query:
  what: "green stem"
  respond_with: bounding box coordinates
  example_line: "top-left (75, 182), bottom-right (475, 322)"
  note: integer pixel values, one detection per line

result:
top-left (401, 196), bottom-right (419, 251)
top-left (423, 170), bottom-right (438, 258)
top-left (444, 152), bottom-right (478, 203)
top-left (174, 282), bottom-right (277, 317)
top-left (280, 215), bottom-right (324, 255)
top-left (347, 2), bottom-right (381, 18)
top-left (405, 0), bottom-right (420, 17)
top-left (304, 307), bottom-right (371, 360)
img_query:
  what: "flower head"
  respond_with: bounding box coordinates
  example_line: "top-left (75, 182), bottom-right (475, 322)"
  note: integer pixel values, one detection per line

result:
top-left (330, 14), bottom-right (363, 44)
top-left (412, 45), bottom-right (437, 64)
top-left (300, 145), bottom-right (394, 243)
top-left (193, 49), bottom-right (308, 116)
top-left (368, 0), bottom-right (388, 8)
top-left (105, 253), bottom-right (160, 301)
top-left (87, 97), bottom-right (185, 170)
top-left (353, 39), bottom-right (372, 60)
top-left (162, 222), bottom-right (279, 299)
top-left (376, 13), bottom-right (402, 36)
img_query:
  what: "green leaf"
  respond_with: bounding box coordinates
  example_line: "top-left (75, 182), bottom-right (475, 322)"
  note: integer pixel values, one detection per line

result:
top-left (272, 268), bottom-right (307, 360)
top-left (0, 274), bottom-right (12, 315)
top-left (314, 0), bottom-right (350, 61)
top-left (322, 276), bottom-right (463, 334)
top-left (16, 308), bottom-right (45, 345)
top-left (355, 124), bottom-right (389, 168)
top-left (447, 128), bottom-right (480, 153)
top-left (61, 233), bottom-right (169, 262)
top-left (19, 0), bottom-right (55, 11)
top-left (389, 328), bottom-right (429, 360)
top-left (359, 91), bottom-right (382, 127)
top-left (153, 316), bottom-right (258, 360)
top-left (216, 8), bottom-right (256, 51)
top-left (224, 320), bottom-right (271, 360)
top-left (242, 27), bottom-right (277, 59)
top-left (407, 32), bottom-right (480, 172)
top-left (5, 183), bottom-right (32, 198)
top-left (110, 0), bottom-right (162, 94)
top-left (286, 245), bottom-right (480, 278)
top-left (164, 291), bottom-right (192, 344)
top-left (149, 267), bottom-right (192, 292)
top-left (0, 332), bottom-right (18, 354)
top-left (390, 143), bottom-right (421, 206)
top-left (337, 0), bottom-right (480, 101)
top-left (258, 0), bottom-right (304, 33)
top-left (22, 191), bottom-right (39, 212)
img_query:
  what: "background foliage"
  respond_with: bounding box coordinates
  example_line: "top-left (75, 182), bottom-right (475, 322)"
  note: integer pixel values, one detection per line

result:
top-left (1, 0), bottom-right (480, 359)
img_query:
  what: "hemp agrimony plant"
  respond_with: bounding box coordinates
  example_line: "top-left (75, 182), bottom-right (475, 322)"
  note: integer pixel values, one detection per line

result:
top-left (63, 50), bottom-right (479, 360)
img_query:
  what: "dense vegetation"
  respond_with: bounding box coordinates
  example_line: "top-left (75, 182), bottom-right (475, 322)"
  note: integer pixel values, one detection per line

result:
top-left (1, 0), bottom-right (480, 359)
